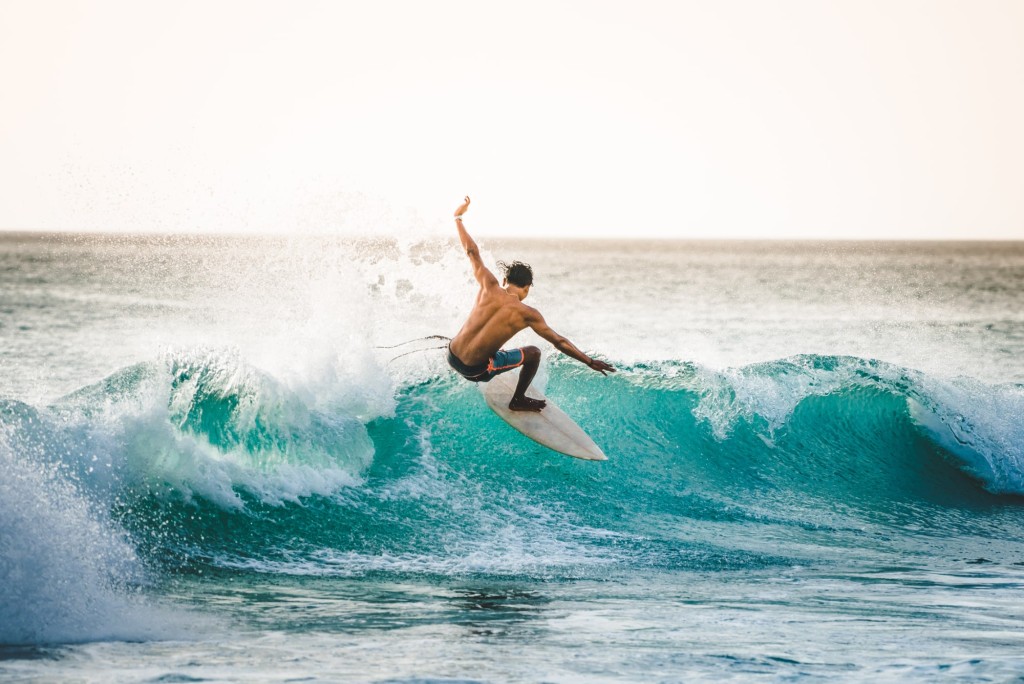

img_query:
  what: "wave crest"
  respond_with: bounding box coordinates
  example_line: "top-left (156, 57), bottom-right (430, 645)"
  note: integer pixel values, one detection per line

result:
top-left (624, 355), bottom-right (1024, 495)
top-left (48, 348), bottom-right (375, 508)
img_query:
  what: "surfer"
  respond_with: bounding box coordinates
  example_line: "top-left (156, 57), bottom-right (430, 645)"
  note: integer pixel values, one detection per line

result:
top-left (447, 196), bottom-right (615, 412)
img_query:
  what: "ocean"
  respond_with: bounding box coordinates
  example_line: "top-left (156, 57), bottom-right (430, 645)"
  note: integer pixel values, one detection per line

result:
top-left (1, 233), bottom-right (1023, 682)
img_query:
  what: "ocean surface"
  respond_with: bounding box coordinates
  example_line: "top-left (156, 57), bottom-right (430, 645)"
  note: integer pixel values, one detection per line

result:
top-left (2, 233), bottom-right (1024, 682)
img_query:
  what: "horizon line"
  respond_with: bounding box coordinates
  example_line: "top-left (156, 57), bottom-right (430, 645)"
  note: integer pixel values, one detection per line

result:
top-left (0, 228), bottom-right (1022, 243)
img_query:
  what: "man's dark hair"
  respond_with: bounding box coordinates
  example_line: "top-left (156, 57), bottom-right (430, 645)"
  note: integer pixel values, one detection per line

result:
top-left (497, 260), bottom-right (533, 287)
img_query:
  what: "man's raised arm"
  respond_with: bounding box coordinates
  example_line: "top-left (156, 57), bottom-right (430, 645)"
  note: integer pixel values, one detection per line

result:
top-left (453, 196), bottom-right (498, 288)
top-left (524, 308), bottom-right (616, 376)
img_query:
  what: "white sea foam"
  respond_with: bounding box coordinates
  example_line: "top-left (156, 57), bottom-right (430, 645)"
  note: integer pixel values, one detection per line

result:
top-left (0, 431), bottom-right (189, 645)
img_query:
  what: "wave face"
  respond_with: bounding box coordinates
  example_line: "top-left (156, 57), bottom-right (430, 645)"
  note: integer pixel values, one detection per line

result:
top-left (4, 349), bottom-right (1023, 628)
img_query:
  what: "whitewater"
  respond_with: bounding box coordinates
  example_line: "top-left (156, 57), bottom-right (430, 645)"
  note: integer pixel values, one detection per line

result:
top-left (2, 233), bottom-right (1024, 682)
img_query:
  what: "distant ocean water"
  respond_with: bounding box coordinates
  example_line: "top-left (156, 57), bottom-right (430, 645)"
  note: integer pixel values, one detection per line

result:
top-left (2, 233), bottom-right (1024, 682)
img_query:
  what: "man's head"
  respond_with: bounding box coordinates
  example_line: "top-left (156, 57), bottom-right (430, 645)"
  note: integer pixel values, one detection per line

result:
top-left (498, 260), bottom-right (533, 299)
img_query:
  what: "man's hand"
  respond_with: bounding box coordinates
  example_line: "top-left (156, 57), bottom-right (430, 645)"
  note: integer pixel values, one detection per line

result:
top-left (587, 358), bottom-right (616, 376)
top-left (454, 196), bottom-right (471, 218)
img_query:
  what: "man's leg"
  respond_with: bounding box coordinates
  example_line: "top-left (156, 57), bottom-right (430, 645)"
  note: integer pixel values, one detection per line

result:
top-left (509, 346), bottom-right (546, 412)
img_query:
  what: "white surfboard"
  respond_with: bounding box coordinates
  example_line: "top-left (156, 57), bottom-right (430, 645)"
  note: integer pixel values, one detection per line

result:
top-left (481, 370), bottom-right (607, 461)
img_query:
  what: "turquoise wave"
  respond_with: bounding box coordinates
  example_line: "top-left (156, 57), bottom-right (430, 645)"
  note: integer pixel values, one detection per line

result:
top-left (3, 350), bottom-right (1024, 588)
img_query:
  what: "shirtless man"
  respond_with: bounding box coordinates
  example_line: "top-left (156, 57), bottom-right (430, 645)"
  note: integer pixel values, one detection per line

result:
top-left (446, 196), bottom-right (615, 412)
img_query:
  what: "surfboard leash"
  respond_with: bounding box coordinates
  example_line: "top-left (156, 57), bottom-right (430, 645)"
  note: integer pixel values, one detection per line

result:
top-left (373, 334), bottom-right (451, 349)
top-left (384, 344), bottom-right (449, 363)
top-left (374, 334), bottom-right (451, 364)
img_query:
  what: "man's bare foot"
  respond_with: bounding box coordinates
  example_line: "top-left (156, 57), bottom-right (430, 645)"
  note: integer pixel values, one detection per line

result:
top-left (509, 395), bottom-right (546, 412)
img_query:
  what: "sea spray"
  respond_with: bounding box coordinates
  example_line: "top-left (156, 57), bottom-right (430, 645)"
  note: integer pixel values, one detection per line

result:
top-left (0, 403), bottom-right (165, 644)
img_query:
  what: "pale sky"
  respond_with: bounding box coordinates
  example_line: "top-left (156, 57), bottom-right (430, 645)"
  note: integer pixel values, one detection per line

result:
top-left (1, 0), bottom-right (1022, 239)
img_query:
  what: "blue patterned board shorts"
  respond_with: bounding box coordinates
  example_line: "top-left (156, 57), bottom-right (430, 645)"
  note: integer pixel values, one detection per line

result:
top-left (447, 345), bottom-right (525, 383)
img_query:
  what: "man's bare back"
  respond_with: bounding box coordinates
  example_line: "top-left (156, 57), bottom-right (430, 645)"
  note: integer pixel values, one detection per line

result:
top-left (446, 196), bottom-right (615, 412)
top-left (449, 280), bottom-right (530, 366)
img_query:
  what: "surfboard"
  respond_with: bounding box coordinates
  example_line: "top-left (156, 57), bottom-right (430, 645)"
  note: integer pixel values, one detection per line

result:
top-left (481, 370), bottom-right (607, 461)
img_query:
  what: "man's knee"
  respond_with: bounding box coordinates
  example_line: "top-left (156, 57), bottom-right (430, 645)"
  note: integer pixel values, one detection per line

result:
top-left (523, 346), bottom-right (541, 363)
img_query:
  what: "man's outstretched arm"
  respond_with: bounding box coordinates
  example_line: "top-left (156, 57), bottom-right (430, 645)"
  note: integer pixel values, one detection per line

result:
top-left (454, 196), bottom-right (499, 288)
top-left (524, 308), bottom-right (616, 375)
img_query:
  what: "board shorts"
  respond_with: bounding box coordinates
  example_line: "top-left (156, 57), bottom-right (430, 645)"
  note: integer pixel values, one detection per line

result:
top-left (447, 345), bottom-right (525, 383)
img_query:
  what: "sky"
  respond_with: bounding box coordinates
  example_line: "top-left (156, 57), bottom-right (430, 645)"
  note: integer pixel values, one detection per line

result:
top-left (1, 0), bottom-right (1022, 239)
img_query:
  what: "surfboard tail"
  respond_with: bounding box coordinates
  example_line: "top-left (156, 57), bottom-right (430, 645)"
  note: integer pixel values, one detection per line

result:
top-left (481, 371), bottom-right (608, 461)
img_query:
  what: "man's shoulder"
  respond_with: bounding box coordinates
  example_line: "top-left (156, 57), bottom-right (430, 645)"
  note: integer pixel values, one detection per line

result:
top-left (489, 296), bottom-right (536, 320)
top-left (516, 302), bottom-right (542, 321)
